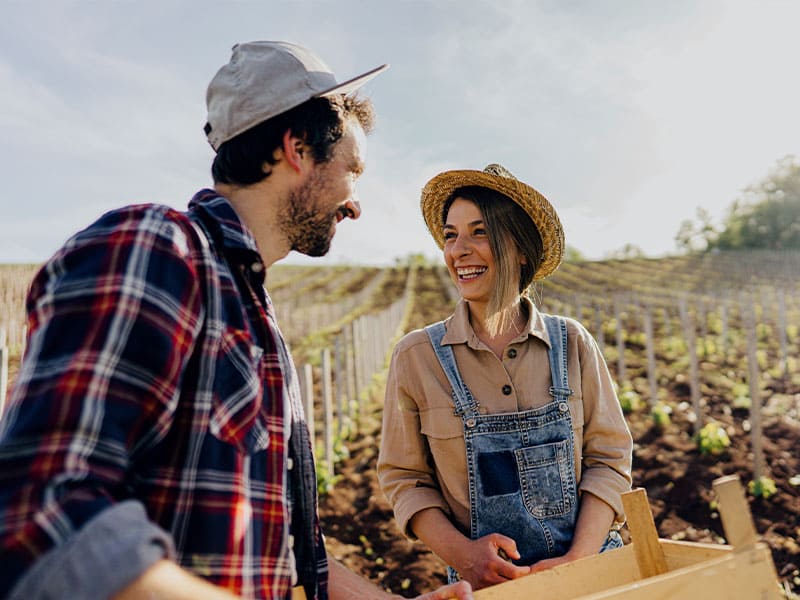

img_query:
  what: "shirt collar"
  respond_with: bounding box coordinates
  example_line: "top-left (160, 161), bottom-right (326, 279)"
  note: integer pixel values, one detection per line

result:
top-left (442, 296), bottom-right (552, 348)
top-left (189, 189), bottom-right (261, 256)
top-left (188, 189), bottom-right (266, 286)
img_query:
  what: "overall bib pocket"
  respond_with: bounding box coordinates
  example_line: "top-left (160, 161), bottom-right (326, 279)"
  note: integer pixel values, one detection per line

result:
top-left (515, 438), bottom-right (574, 518)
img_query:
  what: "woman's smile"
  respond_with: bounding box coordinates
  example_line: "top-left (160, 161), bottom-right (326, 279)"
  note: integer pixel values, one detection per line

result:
top-left (456, 266), bottom-right (488, 281)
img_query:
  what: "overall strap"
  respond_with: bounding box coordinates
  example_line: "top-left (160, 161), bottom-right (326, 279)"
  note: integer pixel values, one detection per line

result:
top-left (424, 321), bottom-right (479, 418)
top-left (543, 314), bottom-right (573, 402)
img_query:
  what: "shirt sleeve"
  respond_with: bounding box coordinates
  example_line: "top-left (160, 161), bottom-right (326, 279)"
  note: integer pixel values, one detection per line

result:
top-left (8, 500), bottom-right (175, 600)
top-left (377, 340), bottom-right (451, 539)
top-left (0, 205), bottom-right (204, 596)
top-left (573, 322), bottom-right (633, 522)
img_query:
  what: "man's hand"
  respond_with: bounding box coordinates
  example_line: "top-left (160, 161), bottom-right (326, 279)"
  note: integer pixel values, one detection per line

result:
top-left (112, 560), bottom-right (239, 599)
top-left (328, 552), bottom-right (472, 599)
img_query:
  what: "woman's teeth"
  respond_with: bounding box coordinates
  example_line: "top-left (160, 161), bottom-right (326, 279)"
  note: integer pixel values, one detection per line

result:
top-left (457, 267), bottom-right (486, 280)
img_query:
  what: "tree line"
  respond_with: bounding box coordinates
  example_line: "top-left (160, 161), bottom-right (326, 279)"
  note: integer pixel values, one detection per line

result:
top-left (676, 154), bottom-right (800, 253)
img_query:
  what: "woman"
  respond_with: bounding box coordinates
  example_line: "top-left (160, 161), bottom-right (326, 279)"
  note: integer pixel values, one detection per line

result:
top-left (377, 164), bottom-right (633, 591)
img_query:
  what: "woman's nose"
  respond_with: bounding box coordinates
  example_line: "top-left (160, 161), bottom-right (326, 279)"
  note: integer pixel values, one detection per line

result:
top-left (451, 234), bottom-right (471, 256)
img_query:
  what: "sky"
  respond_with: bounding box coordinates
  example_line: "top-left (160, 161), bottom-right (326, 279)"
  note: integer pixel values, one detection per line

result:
top-left (2, 1), bottom-right (799, 266)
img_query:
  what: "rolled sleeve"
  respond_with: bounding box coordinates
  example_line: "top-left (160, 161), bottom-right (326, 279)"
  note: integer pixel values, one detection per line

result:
top-left (0, 205), bottom-right (203, 594)
top-left (573, 323), bottom-right (633, 522)
top-left (391, 486), bottom-right (452, 539)
top-left (8, 501), bottom-right (175, 600)
top-left (378, 342), bottom-right (452, 539)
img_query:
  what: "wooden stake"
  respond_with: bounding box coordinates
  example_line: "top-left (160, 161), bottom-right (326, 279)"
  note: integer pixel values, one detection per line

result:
top-left (643, 305), bottom-right (658, 406)
top-left (679, 297), bottom-right (703, 432)
top-left (713, 475), bottom-right (758, 551)
top-left (621, 487), bottom-right (668, 579)
top-left (743, 298), bottom-right (765, 482)
top-left (614, 297), bottom-right (626, 385)
top-left (321, 348), bottom-right (334, 476)
top-left (301, 363), bottom-right (315, 451)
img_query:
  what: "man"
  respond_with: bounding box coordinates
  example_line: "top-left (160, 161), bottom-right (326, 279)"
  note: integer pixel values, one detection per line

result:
top-left (0, 41), bottom-right (472, 600)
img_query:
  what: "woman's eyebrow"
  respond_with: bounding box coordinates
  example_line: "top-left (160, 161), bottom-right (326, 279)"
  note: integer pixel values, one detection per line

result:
top-left (443, 219), bottom-right (484, 229)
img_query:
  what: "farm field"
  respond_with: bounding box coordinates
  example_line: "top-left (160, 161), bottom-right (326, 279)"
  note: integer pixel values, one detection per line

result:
top-left (1, 251), bottom-right (799, 597)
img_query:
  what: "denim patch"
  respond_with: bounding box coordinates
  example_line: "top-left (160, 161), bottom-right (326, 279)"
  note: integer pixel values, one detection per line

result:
top-left (478, 450), bottom-right (520, 496)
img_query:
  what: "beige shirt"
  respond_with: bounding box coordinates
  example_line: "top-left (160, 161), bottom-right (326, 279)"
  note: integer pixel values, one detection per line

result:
top-left (377, 297), bottom-right (633, 539)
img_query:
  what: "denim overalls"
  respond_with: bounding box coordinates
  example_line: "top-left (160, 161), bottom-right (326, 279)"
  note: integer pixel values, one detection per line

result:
top-left (426, 314), bottom-right (602, 580)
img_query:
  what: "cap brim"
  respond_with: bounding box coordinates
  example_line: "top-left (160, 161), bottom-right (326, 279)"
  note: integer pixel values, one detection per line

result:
top-left (316, 63), bottom-right (389, 97)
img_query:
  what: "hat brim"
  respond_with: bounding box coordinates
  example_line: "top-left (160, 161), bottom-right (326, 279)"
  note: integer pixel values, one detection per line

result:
top-left (420, 169), bottom-right (564, 280)
top-left (316, 63), bottom-right (390, 98)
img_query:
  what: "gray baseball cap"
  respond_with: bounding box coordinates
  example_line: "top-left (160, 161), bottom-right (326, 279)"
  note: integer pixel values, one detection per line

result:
top-left (205, 41), bottom-right (388, 151)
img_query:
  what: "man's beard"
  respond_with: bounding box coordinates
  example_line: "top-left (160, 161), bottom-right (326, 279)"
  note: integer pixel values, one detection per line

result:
top-left (280, 168), bottom-right (337, 257)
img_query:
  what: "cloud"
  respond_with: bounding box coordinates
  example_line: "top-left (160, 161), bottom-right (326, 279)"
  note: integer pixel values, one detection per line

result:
top-left (1, 1), bottom-right (798, 265)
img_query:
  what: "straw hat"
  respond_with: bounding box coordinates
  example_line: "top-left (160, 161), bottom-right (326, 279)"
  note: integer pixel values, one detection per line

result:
top-left (420, 163), bottom-right (564, 280)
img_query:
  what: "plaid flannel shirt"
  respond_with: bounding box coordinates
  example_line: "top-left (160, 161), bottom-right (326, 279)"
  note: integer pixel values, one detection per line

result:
top-left (0, 190), bottom-right (328, 599)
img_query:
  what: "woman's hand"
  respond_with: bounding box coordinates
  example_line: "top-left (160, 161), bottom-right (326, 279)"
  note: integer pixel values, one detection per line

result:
top-left (414, 580), bottom-right (473, 599)
top-left (451, 533), bottom-right (531, 590)
top-left (528, 552), bottom-right (575, 574)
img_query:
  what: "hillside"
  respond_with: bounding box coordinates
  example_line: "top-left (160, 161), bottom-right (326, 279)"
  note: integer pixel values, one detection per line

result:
top-left (313, 253), bottom-right (799, 598)
top-left (1, 251), bottom-right (799, 597)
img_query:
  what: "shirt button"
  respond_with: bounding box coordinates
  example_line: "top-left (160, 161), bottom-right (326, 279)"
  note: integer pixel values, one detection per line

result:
top-left (508, 348), bottom-right (517, 358)
top-left (287, 457), bottom-right (294, 471)
top-left (251, 262), bottom-right (264, 273)
top-left (502, 385), bottom-right (512, 395)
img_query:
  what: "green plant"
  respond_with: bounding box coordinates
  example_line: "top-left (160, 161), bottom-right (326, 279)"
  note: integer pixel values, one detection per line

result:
top-left (314, 433), bottom-right (353, 496)
top-left (748, 476), bottom-right (777, 499)
top-left (618, 388), bottom-right (644, 413)
top-left (694, 422), bottom-right (731, 456)
top-left (731, 382), bottom-right (752, 409)
top-left (358, 534), bottom-right (374, 557)
top-left (315, 460), bottom-right (340, 496)
top-left (650, 402), bottom-right (672, 429)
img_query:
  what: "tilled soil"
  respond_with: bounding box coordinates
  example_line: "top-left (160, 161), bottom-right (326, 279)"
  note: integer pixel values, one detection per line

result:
top-left (321, 266), bottom-right (799, 598)
top-left (319, 398), bottom-right (800, 597)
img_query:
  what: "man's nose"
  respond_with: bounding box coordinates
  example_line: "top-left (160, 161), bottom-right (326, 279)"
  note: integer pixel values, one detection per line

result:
top-left (344, 198), bottom-right (361, 220)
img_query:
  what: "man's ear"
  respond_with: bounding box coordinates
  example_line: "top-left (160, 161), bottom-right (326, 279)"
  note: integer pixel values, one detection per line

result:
top-left (279, 129), bottom-right (306, 174)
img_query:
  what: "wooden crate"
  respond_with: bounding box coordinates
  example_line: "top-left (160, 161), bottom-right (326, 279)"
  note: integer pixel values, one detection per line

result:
top-left (474, 475), bottom-right (782, 599)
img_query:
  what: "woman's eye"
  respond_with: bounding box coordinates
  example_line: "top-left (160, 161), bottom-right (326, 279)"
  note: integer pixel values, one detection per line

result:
top-left (443, 231), bottom-right (456, 240)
